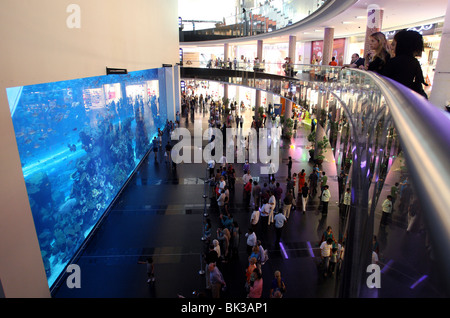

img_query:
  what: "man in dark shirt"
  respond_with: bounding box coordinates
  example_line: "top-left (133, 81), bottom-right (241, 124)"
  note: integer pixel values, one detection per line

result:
top-left (344, 53), bottom-right (365, 68)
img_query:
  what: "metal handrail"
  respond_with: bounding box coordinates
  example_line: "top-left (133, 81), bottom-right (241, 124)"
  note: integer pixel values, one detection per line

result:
top-left (365, 71), bottom-right (450, 294)
top-left (180, 65), bottom-right (450, 296)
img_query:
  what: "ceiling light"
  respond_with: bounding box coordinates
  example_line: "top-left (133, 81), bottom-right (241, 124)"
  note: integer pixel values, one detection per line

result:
top-left (342, 21), bottom-right (354, 24)
top-left (314, 29), bottom-right (322, 32)
top-left (355, 16), bottom-right (366, 19)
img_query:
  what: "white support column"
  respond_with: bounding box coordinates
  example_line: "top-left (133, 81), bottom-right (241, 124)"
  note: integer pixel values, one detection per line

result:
top-left (429, 0), bottom-right (450, 110)
top-left (323, 27), bottom-right (334, 66)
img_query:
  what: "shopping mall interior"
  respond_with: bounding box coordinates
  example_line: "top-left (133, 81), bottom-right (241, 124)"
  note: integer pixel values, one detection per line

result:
top-left (1, 0), bottom-right (450, 305)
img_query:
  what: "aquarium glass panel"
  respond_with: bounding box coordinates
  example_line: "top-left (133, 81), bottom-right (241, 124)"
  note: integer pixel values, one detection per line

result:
top-left (6, 68), bottom-right (166, 287)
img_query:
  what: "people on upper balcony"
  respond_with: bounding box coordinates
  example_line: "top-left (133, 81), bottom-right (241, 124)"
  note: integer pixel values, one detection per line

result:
top-left (384, 29), bottom-right (428, 99)
top-left (329, 56), bottom-right (338, 66)
top-left (365, 32), bottom-right (391, 75)
top-left (343, 53), bottom-right (365, 69)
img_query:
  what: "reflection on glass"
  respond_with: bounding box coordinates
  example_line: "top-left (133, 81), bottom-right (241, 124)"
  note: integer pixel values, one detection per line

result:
top-left (7, 68), bottom-right (165, 287)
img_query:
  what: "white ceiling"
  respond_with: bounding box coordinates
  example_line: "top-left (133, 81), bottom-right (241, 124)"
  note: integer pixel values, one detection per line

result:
top-left (182, 0), bottom-right (449, 47)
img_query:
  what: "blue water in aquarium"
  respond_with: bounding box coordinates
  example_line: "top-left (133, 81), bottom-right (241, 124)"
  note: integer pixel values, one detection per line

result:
top-left (7, 68), bottom-right (167, 287)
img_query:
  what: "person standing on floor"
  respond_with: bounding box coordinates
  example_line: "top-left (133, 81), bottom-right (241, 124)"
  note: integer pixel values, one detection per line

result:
top-left (204, 243), bottom-right (219, 289)
top-left (274, 210), bottom-right (287, 244)
top-left (138, 257), bottom-right (155, 284)
top-left (245, 228), bottom-right (257, 256)
top-left (230, 221), bottom-right (241, 259)
top-left (342, 188), bottom-right (351, 219)
top-left (270, 270), bottom-right (286, 298)
top-left (320, 171), bottom-right (328, 198)
top-left (390, 182), bottom-right (399, 212)
top-left (209, 263), bottom-right (226, 298)
top-left (320, 238), bottom-right (333, 277)
top-left (243, 178), bottom-right (253, 206)
top-left (308, 170), bottom-right (318, 197)
top-left (321, 185), bottom-right (331, 216)
top-left (252, 180), bottom-right (262, 209)
top-left (282, 189), bottom-right (294, 219)
top-left (250, 208), bottom-right (260, 233)
top-left (274, 182), bottom-right (283, 211)
top-left (248, 268), bottom-right (263, 298)
top-left (287, 156), bottom-right (292, 179)
top-left (298, 169), bottom-right (306, 191)
top-left (301, 183), bottom-right (309, 213)
top-left (267, 191), bottom-right (276, 225)
top-left (380, 195), bottom-right (393, 226)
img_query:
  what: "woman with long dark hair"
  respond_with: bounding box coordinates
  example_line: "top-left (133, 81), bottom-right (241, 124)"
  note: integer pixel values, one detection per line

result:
top-left (384, 30), bottom-right (428, 98)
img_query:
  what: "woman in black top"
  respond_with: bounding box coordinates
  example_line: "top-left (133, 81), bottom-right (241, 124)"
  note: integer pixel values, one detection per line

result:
top-left (366, 32), bottom-right (391, 75)
top-left (384, 30), bottom-right (428, 98)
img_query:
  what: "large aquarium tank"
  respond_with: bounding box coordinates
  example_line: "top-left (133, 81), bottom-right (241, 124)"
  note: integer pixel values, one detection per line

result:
top-left (6, 67), bottom-right (167, 288)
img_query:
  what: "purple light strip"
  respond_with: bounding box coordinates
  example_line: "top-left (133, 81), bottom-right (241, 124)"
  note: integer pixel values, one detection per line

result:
top-left (380, 259), bottom-right (394, 273)
top-left (279, 242), bottom-right (289, 259)
top-left (410, 275), bottom-right (428, 289)
top-left (306, 241), bottom-right (315, 258)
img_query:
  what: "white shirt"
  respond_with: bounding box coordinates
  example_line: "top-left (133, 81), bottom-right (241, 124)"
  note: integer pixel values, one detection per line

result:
top-left (250, 210), bottom-right (260, 225)
top-left (274, 213), bottom-right (286, 228)
top-left (243, 173), bottom-right (252, 185)
top-left (321, 189), bottom-right (331, 202)
top-left (268, 195), bottom-right (276, 211)
top-left (343, 191), bottom-right (351, 206)
top-left (372, 251), bottom-right (379, 264)
top-left (246, 232), bottom-right (257, 247)
top-left (260, 204), bottom-right (271, 217)
top-left (320, 241), bottom-right (332, 257)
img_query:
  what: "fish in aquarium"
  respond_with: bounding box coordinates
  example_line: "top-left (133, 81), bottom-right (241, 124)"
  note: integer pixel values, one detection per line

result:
top-left (7, 68), bottom-right (166, 286)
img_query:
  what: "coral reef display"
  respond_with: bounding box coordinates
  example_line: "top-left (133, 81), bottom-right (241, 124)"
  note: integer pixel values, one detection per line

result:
top-left (7, 68), bottom-right (166, 286)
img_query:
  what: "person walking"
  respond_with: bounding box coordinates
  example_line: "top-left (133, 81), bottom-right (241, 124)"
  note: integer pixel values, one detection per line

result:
top-left (321, 185), bottom-right (331, 216)
top-left (341, 187), bottom-right (351, 219)
top-left (282, 190), bottom-right (294, 219)
top-left (301, 183), bottom-right (309, 213)
top-left (380, 195), bottom-right (393, 226)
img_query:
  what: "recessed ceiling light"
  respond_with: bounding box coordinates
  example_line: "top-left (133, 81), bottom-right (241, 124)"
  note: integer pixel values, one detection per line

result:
top-left (355, 16), bottom-right (366, 19)
top-left (314, 29), bottom-right (322, 32)
top-left (342, 21), bottom-right (354, 24)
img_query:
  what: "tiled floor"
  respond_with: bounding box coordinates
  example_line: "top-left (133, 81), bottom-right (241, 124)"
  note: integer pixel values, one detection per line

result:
top-left (52, 105), bottom-right (445, 299)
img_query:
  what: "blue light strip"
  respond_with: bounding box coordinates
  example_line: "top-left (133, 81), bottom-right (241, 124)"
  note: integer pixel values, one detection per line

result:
top-left (306, 241), bottom-right (315, 258)
top-left (279, 242), bottom-right (288, 259)
top-left (410, 275), bottom-right (428, 289)
top-left (380, 259), bottom-right (394, 274)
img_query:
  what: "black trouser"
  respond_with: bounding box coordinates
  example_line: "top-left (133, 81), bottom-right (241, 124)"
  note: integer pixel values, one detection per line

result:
top-left (321, 201), bottom-right (329, 215)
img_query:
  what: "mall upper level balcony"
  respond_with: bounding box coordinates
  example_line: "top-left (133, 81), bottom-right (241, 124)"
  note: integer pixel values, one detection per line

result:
top-left (179, 0), bottom-right (330, 42)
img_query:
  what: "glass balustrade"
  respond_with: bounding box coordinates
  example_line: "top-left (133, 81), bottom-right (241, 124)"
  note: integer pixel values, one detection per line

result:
top-left (180, 0), bottom-right (329, 41)
top-left (180, 65), bottom-right (450, 297)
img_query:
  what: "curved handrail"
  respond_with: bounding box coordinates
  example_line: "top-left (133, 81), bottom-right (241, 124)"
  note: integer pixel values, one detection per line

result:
top-left (180, 0), bottom-right (331, 39)
top-left (367, 72), bottom-right (450, 294)
top-left (180, 65), bottom-right (450, 296)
